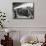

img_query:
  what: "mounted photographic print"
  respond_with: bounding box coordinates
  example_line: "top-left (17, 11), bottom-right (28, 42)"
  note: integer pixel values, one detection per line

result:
top-left (13, 2), bottom-right (34, 19)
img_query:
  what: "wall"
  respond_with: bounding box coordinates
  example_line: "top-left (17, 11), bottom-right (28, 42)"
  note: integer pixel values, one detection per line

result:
top-left (0, 0), bottom-right (46, 46)
top-left (0, 0), bottom-right (46, 27)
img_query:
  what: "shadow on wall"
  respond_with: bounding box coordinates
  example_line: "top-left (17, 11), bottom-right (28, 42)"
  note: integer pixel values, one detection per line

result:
top-left (13, 40), bottom-right (21, 46)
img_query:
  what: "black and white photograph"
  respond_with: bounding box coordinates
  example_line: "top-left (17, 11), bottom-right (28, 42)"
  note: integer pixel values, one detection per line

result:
top-left (13, 2), bottom-right (34, 19)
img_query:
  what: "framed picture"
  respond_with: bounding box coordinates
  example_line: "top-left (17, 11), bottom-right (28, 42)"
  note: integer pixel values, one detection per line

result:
top-left (12, 2), bottom-right (34, 19)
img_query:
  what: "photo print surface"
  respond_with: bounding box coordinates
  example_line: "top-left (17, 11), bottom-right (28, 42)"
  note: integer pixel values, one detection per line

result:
top-left (13, 2), bottom-right (34, 19)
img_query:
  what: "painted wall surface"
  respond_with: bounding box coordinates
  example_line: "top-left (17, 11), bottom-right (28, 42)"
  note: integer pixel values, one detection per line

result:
top-left (0, 0), bottom-right (46, 27)
top-left (0, 0), bottom-right (46, 41)
top-left (0, 0), bottom-right (46, 46)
